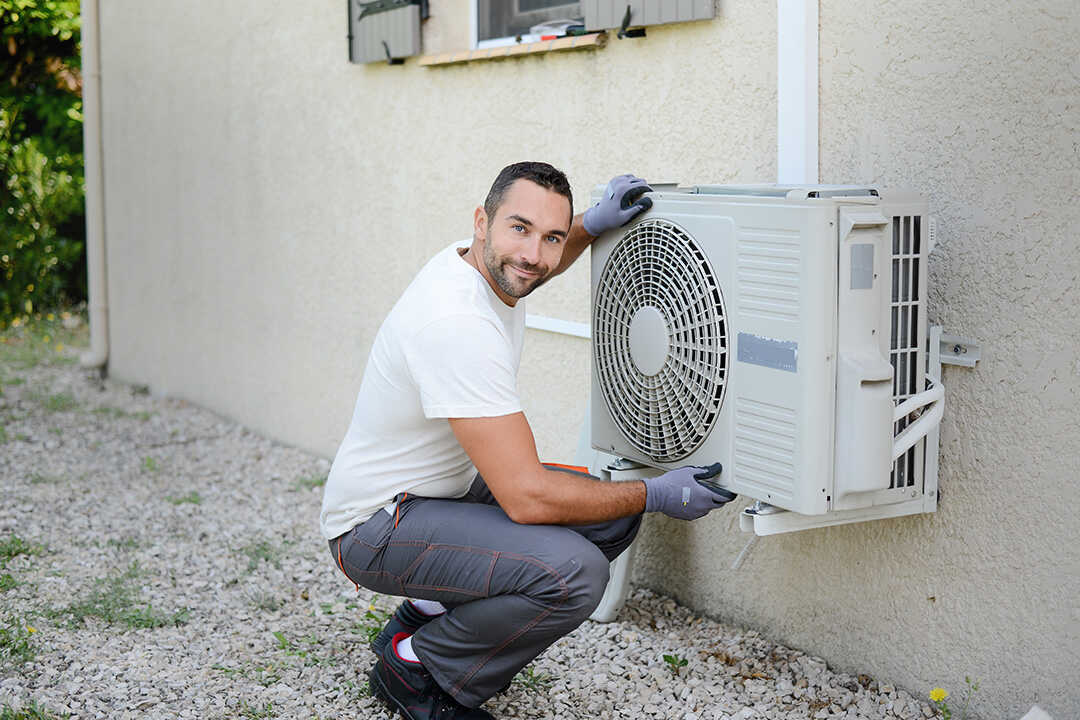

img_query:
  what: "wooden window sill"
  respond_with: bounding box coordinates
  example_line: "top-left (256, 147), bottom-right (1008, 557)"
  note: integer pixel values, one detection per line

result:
top-left (418, 32), bottom-right (607, 67)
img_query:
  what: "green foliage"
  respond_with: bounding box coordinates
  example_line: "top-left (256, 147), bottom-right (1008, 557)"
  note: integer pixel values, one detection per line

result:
top-left (0, 309), bottom-right (86, 368)
top-left (238, 539), bottom-right (286, 572)
top-left (0, 574), bottom-right (17, 591)
top-left (211, 662), bottom-right (283, 688)
top-left (0, 701), bottom-right (70, 720)
top-left (931, 678), bottom-right (980, 720)
top-left (0, 534), bottom-right (43, 568)
top-left (236, 700), bottom-right (277, 719)
top-left (0, 615), bottom-right (35, 667)
top-left (46, 561), bottom-right (189, 629)
top-left (0, 1), bottom-right (82, 152)
top-left (662, 652), bottom-right (688, 676)
top-left (513, 666), bottom-right (553, 691)
top-left (0, 1), bottom-right (85, 327)
top-left (291, 473), bottom-right (327, 492)
top-left (40, 391), bottom-right (76, 411)
top-left (165, 490), bottom-right (202, 506)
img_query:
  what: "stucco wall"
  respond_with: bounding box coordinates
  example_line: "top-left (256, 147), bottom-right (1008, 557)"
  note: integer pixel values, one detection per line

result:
top-left (632, 3), bottom-right (1080, 718)
top-left (100, 0), bottom-right (775, 464)
top-left (97, 1), bottom-right (1077, 717)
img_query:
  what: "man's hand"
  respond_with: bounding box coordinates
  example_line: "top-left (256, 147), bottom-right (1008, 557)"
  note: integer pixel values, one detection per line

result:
top-left (642, 464), bottom-right (736, 521)
top-left (582, 174), bottom-right (653, 237)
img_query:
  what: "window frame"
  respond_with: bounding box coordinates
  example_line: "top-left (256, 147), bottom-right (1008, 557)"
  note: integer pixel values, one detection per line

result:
top-left (470, 0), bottom-right (583, 49)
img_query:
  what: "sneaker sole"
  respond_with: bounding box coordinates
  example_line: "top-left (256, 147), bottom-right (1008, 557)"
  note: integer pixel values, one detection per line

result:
top-left (369, 662), bottom-right (416, 720)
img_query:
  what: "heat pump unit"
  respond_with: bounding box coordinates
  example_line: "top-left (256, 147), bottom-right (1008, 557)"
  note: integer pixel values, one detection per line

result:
top-left (589, 184), bottom-right (945, 534)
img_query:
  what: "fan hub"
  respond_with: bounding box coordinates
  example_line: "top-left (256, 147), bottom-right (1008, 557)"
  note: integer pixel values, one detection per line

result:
top-left (628, 306), bottom-right (670, 376)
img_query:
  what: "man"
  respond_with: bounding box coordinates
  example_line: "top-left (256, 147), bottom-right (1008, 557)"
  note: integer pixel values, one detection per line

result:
top-left (321, 162), bottom-right (735, 720)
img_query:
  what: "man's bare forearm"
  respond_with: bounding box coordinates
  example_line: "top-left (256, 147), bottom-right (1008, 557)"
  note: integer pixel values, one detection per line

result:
top-left (509, 467), bottom-right (646, 525)
top-left (550, 213), bottom-right (595, 278)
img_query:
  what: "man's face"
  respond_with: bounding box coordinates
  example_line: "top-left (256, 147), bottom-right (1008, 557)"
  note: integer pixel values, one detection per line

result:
top-left (474, 179), bottom-right (572, 304)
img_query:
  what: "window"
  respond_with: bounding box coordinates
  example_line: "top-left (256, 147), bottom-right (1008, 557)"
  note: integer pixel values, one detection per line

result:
top-left (472, 1), bottom-right (583, 48)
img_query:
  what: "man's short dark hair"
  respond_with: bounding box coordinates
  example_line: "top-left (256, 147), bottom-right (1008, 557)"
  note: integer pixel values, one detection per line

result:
top-left (484, 161), bottom-right (573, 228)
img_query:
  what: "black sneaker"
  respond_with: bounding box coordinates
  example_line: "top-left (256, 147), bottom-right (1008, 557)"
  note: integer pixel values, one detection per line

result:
top-left (371, 601), bottom-right (441, 657)
top-left (369, 633), bottom-right (494, 720)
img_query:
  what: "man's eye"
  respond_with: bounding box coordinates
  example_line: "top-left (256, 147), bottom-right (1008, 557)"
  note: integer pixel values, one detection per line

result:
top-left (546, 236), bottom-right (562, 244)
top-left (512, 225), bottom-right (526, 232)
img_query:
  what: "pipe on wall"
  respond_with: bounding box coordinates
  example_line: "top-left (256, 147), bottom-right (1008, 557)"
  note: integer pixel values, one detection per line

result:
top-left (776, 0), bottom-right (819, 184)
top-left (80, 0), bottom-right (109, 369)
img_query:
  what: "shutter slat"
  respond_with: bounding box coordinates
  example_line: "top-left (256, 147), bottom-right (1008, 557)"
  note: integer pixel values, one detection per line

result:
top-left (585, 0), bottom-right (715, 31)
top-left (350, 1), bottom-right (421, 64)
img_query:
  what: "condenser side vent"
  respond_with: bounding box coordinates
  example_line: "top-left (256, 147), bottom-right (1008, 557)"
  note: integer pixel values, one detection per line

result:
top-left (890, 214), bottom-right (924, 490)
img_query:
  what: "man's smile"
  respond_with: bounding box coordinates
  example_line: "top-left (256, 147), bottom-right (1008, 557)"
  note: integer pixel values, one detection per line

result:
top-left (508, 264), bottom-right (541, 279)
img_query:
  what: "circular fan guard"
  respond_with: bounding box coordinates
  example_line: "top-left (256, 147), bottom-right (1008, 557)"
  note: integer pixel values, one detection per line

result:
top-left (593, 219), bottom-right (728, 462)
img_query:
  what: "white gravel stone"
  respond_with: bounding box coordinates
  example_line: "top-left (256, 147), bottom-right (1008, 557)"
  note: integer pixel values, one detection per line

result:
top-left (0, 360), bottom-right (940, 719)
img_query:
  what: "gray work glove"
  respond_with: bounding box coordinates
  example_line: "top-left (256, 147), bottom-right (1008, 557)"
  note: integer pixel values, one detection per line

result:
top-left (582, 174), bottom-right (653, 236)
top-left (643, 463), bottom-right (736, 521)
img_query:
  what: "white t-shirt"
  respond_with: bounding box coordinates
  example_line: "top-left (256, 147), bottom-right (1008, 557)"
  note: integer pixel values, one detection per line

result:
top-left (320, 240), bottom-right (526, 539)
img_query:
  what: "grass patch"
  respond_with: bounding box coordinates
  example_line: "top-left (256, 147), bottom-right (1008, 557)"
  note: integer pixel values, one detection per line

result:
top-left (106, 536), bottom-right (139, 551)
top-left (0, 574), bottom-right (18, 592)
top-left (290, 473), bottom-right (327, 492)
top-left (0, 701), bottom-right (69, 719)
top-left (93, 407), bottom-right (152, 421)
top-left (165, 491), bottom-right (202, 506)
top-left (31, 392), bottom-right (78, 413)
top-left (46, 562), bottom-right (188, 630)
top-left (141, 456), bottom-right (159, 473)
top-left (250, 592), bottom-right (284, 613)
top-left (0, 535), bottom-right (44, 568)
top-left (0, 616), bottom-right (36, 668)
top-left (28, 473), bottom-right (61, 485)
top-left (211, 662), bottom-right (284, 688)
top-left (514, 666), bottom-right (553, 692)
top-left (0, 426), bottom-right (6, 444)
top-left (0, 311), bottom-right (89, 370)
top-left (238, 539), bottom-right (288, 572)
top-left (236, 700), bottom-right (277, 719)
top-left (349, 599), bottom-right (392, 646)
top-left (271, 630), bottom-right (333, 667)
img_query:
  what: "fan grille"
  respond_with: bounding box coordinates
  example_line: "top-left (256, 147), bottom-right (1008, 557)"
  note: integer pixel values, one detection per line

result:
top-left (593, 219), bottom-right (728, 462)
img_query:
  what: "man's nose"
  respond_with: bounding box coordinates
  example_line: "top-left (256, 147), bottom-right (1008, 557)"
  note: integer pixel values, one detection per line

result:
top-left (519, 235), bottom-right (543, 266)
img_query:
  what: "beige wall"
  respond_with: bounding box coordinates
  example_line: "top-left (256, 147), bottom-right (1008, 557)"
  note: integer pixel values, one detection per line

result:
top-left (98, 1), bottom-right (1077, 717)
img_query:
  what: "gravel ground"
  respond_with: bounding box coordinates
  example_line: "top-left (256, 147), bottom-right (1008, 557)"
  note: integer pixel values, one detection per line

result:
top-left (0, 345), bottom-right (941, 720)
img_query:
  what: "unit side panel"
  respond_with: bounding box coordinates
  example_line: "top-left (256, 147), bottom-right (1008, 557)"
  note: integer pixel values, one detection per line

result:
top-left (725, 202), bottom-right (836, 515)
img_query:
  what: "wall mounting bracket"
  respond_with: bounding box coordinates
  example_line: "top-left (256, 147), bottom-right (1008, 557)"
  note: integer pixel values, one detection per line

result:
top-left (939, 333), bottom-right (980, 368)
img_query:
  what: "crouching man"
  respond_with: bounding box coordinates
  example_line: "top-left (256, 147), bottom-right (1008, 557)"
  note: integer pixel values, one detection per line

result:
top-left (321, 162), bottom-right (735, 719)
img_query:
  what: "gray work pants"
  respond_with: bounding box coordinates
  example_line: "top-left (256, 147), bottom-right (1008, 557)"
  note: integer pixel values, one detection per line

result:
top-left (329, 469), bottom-right (641, 708)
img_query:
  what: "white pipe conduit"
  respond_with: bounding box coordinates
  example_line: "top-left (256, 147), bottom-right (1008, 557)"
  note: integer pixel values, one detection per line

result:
top-left (80, 0), bottom-right (108, 369)
top-left (776, 0), bottom-right (819, 185)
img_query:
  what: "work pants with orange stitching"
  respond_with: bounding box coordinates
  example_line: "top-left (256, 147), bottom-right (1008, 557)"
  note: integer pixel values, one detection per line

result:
top-left (328, 468), bottom-right (641, 708)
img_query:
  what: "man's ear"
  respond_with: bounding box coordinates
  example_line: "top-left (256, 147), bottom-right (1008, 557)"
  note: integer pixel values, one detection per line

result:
top-left (473, 206), bottom-right (488, 242)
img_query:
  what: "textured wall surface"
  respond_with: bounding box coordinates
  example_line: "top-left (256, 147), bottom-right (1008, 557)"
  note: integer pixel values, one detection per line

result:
top-left (98, 0), bottom-right (775, 465)
top-left (632, 2), bottom-right (1080, 718)
top-left (98, 1), bottom-right (1077, 717)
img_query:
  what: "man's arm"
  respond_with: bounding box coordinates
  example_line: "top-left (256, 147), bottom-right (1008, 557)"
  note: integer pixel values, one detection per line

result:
top-left (549, 214), bottom-right (595, 278)
top-left (449, 412), bottom-right (646, 525)
top-left (549, 174), bottom-right (653, 278)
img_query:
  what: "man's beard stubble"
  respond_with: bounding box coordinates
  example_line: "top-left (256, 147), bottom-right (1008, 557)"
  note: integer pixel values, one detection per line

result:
top-left (482, 239), bottom-right (548, 299)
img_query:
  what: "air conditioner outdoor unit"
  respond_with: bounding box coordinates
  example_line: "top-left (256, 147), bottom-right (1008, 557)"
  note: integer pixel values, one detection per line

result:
top-left (588, 184), bottom-right (945, 536)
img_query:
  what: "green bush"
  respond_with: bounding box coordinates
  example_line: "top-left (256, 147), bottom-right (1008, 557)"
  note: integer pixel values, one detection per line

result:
top-left (0, 1), bottom-right (86, 328)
